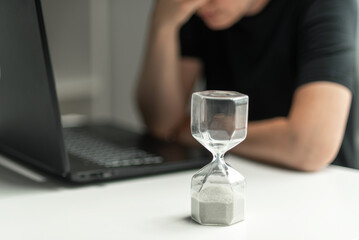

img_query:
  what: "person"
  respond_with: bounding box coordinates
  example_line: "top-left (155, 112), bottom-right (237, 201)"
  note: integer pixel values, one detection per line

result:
top-left (136, 0), bottom-right (358, 171)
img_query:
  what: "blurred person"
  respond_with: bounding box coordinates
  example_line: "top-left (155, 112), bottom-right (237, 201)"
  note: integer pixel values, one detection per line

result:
top-left (136, 0), bottom-right (358, 171)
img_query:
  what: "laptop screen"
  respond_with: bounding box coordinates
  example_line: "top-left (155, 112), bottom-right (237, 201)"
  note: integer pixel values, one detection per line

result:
top-left (0, 0), bottom-right (69, 176)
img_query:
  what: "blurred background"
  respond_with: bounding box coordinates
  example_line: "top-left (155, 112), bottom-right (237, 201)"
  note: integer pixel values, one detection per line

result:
top-left (42, 0), bottom-right (152, 131)
top-left (41, 0), bottom-right (359, 165)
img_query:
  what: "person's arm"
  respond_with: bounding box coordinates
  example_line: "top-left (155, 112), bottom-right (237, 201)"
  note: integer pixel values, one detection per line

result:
top-left (236, 0), bottom-right (356, 171)
top-left (136, 0), bottom-right (206, 140)
top-left (232, 82), bottom-right (352, 172)
top-left (176, 82), bottom-right (352, 172)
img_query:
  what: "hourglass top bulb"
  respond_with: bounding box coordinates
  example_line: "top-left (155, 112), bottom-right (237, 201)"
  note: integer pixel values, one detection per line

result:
top-left (191, 90), bottom-right (248, 156)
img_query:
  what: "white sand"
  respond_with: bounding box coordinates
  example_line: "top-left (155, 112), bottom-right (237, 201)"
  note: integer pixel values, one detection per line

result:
top-left (191, 185), bottom-right (245, 225)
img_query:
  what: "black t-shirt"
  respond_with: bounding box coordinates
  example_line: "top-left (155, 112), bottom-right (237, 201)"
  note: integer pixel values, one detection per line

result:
top-left (180, 0), bottom-right (358, 168)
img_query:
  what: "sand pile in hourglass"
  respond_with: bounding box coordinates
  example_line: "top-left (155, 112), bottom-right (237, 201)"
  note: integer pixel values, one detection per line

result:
top-left (191, 184), bottom-right (245, 225)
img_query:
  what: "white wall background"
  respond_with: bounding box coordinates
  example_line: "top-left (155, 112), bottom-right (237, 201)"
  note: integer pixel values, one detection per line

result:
top-left (42, 0), bottom-right (153, 131)
top-left (42, 0), bottom-right (91, 82)
top-left (109, 0), bottom-right (153, 131)
top-left (42, 0), bottom-right (92, 116)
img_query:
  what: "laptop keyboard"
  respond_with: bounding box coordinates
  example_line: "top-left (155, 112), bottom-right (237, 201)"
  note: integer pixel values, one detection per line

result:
top-left (63, 128), bottom-right (163, 168)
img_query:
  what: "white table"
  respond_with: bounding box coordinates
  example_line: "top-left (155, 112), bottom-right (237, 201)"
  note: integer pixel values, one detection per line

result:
top-left (0, 154), bottom-right (359, 240)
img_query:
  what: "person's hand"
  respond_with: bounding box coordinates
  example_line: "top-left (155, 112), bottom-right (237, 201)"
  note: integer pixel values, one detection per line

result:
top-left (152, 0), bottom-right (208, 29)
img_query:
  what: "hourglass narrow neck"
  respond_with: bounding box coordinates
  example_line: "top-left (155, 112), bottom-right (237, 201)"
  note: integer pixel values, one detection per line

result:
top-left (212, 153), bottom-right (225, 164)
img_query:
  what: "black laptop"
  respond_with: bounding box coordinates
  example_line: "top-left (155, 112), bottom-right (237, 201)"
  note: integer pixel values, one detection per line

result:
top-left (0, 0), bottom-right (209, 183)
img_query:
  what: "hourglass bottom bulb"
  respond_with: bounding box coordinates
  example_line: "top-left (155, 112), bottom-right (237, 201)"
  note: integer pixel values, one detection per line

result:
top-left (191, 184), bottom-right (245, 226)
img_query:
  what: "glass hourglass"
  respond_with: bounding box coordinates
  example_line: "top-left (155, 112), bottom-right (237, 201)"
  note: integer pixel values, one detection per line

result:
top-left (190, 90), bottom-right (248, 226)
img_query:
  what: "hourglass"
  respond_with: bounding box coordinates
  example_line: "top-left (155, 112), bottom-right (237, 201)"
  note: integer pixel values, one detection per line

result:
top-left (191, 90), bottom-right (248, 226)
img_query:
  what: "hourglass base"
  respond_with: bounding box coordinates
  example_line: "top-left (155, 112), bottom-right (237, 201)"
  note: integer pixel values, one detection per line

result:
top-left (191, 186), bottom-right (245, 226)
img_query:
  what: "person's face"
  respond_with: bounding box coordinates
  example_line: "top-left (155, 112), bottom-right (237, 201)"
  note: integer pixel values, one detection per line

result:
top-left (197, 0), bottom-right (257, 30)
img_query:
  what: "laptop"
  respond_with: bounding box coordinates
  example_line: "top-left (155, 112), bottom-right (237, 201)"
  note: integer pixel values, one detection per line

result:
top-left (0, 0), bottom-right (209, 183)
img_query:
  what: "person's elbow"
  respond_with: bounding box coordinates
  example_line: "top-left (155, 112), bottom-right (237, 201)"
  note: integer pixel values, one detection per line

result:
top-left (292, 149), bottom-right (333, 172)
top-left (146, 123), bottom-right (176, 141)
top-left (290, 135), bottom-right (340, 172)
top-left (138, 105), bottom-right (180, 141)
top-left (138, 110), bottom-right (177, 141)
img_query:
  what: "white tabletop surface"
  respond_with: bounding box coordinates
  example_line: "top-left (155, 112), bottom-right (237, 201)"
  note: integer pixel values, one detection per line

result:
top-left (0, 154), bottom-right (359, 240)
